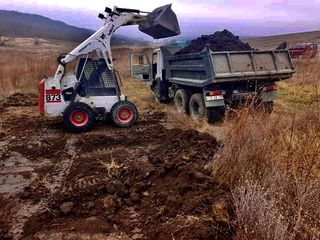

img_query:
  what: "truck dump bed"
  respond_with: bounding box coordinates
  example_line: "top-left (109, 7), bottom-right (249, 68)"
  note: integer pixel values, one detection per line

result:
top-left (164, 47), bottom-right (295, 87)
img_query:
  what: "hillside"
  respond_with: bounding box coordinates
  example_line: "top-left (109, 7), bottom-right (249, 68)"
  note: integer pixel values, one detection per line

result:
top-left (0, 10), bottom-right (94, 42)
top-left (0, 10), bottom-right (150, 46)
top-left (244, 30), bottom-right (320, 50)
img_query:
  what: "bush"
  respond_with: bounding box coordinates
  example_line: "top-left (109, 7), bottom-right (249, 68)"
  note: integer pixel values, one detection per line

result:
top-left (212, 106), bottom-right (320, 240)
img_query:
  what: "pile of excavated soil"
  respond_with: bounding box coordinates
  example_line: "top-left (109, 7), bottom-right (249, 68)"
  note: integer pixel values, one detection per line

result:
top-left (177, 29), bottom-right (252, 54)
top-left (0, 93), bottom-right (38, 108)
top-left (0, 108), bottom-right (234, 240)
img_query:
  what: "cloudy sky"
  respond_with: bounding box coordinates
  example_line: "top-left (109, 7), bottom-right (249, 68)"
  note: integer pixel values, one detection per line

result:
top-left (1, 0), bottom-right (320, 38)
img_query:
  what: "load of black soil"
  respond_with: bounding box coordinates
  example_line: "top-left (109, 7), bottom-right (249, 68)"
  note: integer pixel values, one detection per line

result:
top-left (176, 29), bottom-right (252, 55)
top-left (0, 93), bottom-right (38, 108)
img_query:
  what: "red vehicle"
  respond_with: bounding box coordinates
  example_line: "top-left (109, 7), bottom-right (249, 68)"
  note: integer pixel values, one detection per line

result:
top-left (289, 43), bottom-right (318, 58)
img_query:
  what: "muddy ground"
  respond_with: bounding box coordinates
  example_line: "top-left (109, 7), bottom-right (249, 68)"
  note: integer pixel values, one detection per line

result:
top-left (0, 95), bottom-right (233, 240)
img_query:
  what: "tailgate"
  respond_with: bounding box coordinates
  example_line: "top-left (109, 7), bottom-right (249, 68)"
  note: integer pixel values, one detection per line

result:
top-left (211, 50), bottom-right (295, 80)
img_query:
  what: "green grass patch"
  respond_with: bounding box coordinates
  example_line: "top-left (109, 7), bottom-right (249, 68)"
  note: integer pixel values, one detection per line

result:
top-left (278, 83), bottom-right (317, 108)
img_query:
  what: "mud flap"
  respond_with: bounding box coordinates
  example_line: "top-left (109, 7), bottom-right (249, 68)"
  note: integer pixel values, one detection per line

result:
top-left (261, 91), bottom-right (277, 102)
top-left (138, 4), bottom-right (180, 39)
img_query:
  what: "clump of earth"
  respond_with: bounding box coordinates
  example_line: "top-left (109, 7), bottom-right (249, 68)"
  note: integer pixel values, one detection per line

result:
top-left (0, 105), bottom-right (234, 240)
top-left (177, 29), bottom-right (252, 54)
top-left (0, 93), bottom-right (38, 108)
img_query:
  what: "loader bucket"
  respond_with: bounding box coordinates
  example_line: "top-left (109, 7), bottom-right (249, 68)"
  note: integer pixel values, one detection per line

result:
top-left (138, 4), bottom-right (181, 39)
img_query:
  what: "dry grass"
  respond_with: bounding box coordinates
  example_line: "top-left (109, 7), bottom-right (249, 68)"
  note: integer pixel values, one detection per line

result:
top-left (0, 49), bottom-right (65, 98)
top-left (277, 58), bottom-right (320, 110)
top-left (212, 105), bottom-right (320, 240)
top-left (0, 38), bottom-right (76, 98)
top-left (1, 38), bottom-right (320, 239)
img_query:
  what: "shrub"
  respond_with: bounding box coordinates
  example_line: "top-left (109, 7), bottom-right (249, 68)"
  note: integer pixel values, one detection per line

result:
top-left (212, 106), bottom-right (320, 240)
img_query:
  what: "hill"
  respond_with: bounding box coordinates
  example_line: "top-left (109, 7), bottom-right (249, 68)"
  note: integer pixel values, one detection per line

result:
top-left (0, 10), bottom-right (94, 42)
top-left (0, 10), bottom-right (150, 45)
top-left (244, 30), bottom-right (320, 50)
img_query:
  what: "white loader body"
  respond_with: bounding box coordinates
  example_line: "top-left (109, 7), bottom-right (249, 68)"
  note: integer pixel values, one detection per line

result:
top-left (38, 5), bottom-right (180, 132)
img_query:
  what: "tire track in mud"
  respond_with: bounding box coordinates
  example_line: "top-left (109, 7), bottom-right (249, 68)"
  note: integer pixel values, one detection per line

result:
top-left (22, 121), bottom-right (233, 240)
top-left (1, 107), bottom-right (233, 240)
top-left (9, 136), bottom-right (78, 240)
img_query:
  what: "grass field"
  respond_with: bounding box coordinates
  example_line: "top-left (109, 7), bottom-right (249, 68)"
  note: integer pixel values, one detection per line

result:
top-left (244, 30), bottom-right (320, 50)
top-left (0, 36), bottom-right (319, 239)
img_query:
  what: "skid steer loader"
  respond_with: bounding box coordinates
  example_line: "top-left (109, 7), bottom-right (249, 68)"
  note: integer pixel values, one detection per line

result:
top-left (39, 4), bottom-right (180, 132)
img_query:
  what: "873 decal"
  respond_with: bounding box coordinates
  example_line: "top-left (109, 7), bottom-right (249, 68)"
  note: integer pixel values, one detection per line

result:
top-left (45, 89), bottom-right (62, 103)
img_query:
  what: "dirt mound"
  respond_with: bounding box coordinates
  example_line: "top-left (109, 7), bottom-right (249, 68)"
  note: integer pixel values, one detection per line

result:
top-left (16, 112), bottom-right (233, 240)
top-left (276, 41), bottom-right (288, 50)
top-left (177, 29), bottom-right (252, 54)
top-left (0, 93), bottom-right (38, 108)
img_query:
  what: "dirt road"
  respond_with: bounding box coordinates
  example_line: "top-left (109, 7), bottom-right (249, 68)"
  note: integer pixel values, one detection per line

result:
top-left (0, 95), bottom-right (233, 240)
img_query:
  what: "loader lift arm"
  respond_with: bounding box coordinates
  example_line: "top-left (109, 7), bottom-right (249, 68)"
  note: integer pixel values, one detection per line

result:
top-left (54, 4), bottom-right (180, 82)
top-left (54, 7), bottom-right (146, 81)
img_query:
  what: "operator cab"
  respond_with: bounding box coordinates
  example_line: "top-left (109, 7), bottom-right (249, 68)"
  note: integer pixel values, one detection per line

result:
top-left (61, 57), bottom-right (121, 103)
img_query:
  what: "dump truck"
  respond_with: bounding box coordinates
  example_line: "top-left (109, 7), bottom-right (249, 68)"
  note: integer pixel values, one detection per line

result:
top-left (131, 47), bottom-right (295, 122)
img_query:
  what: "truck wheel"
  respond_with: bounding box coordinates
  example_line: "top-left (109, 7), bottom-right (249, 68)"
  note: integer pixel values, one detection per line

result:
top-left (153, 81), bottom-right (169, 103)
top-left (63, 102), bottom-right (95, 133)
top-left (111, 101), bottom-right (138, 128)
top-left (207, 107), bottom-right (223, 123)
top-left (174, 89), bottom-right (191, 114)
top-left (153, 83), bottom-right (161, 103)
top-left (189, 93), bottom-right (206, 120)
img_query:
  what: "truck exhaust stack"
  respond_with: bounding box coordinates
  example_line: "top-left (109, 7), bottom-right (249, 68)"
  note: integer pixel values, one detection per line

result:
top-left (138, 4), bottom-right (181, 39)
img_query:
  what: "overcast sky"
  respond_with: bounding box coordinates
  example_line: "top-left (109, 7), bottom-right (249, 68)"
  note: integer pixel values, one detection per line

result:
top-left (1, 0), bottom-right (320, 38)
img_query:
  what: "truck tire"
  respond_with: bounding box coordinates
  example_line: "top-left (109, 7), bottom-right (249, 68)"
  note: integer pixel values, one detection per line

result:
top-left (207, 107), bottom-right (223, 123)
top-left (111, 101), bottom-right (138, 128)
top-left (63, 102), bottom-right (95, 133)
top-left (174, 89), bottom-right (191, 114)
top-left (153, 79), bottom-right (169, 103)
top-left (189, 93), bottom-right (206, 120)
top-left (153, 83), bottom-right (161, 103)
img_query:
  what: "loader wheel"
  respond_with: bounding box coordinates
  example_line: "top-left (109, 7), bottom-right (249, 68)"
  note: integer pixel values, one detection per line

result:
top-left (111, 101), bottom-right (138, 128)
top-left (189, 93), bottom-right (206, 120)
top-left (174, 89), bottom-right (191, 114)
top-left (63, 102), bottom-right (95, 133)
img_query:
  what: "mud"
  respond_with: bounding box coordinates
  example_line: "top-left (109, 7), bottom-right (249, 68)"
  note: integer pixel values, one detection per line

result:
top-left (0, 93), bottom-right (38, 108)
top-left (177, 29), bottom-right (252, 54)
top-left (0, 106), bottom-right (233, 240)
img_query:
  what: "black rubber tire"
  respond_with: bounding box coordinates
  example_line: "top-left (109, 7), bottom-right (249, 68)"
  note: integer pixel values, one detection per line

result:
top-left (153, 83), bottom-right (161, 103)
top-left (189, 93), bottom-right (206, 120)
top-left (174, 89), bottom-right (191, 114)
top-left (63, 102), bottom-right (95, 133)
top-left (207, 107), bottom-right (224, 123)
top-left (111, 101), bottom-right (138, 128)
